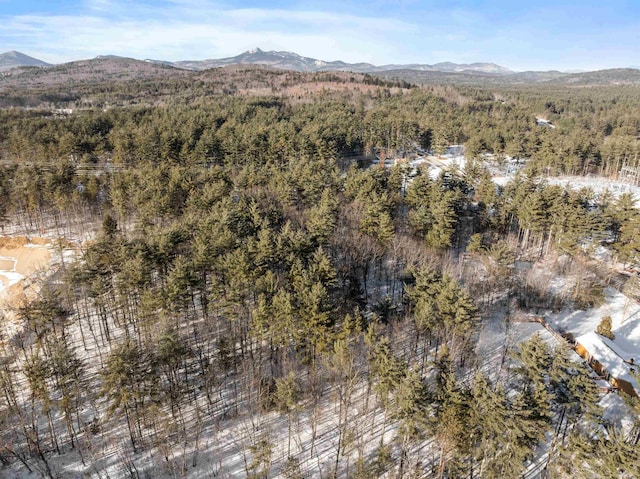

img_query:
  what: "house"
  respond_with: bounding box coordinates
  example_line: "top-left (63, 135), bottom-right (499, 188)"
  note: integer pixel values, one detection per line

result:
top-left (575, 331), bottom-right (639, 398)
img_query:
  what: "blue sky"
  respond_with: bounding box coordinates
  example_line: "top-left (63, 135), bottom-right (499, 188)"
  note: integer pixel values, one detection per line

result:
top-left (1, 0), bottom-right (638, 71)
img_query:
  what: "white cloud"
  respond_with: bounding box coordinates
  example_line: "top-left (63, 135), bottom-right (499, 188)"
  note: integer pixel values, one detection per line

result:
top-left (83, 0), bottom-right (115, 12)
top-left (5, 0), bottom-right (637, 70)
top-left (223, 8), bottom-right (413, 32)
top-left (0, 2), bottom-right (418, 64)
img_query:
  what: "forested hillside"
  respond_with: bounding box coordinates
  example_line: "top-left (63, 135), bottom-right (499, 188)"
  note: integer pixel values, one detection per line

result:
top-left (0, 66), bottom-right (638, 478)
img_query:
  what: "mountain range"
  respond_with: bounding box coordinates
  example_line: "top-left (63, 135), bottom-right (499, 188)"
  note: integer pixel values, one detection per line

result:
top-left (1, 48), bottom-right (514, 75)
top-left (145, 47), bottom-right (514, 75)
top-left (2, 49), bottom-right (640, 87)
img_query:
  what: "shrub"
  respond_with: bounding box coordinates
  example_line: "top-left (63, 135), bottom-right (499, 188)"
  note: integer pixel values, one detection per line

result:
top-left (596, 316), bottom-right (615, 340)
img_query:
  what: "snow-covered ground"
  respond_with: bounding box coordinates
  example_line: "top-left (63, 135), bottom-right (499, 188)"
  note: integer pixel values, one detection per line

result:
top-left (493, 174), bottom-right (640, 202)
top-left (375, 146), bottom-right (640, 204)
top-left (475, 304), bottom-right (556, 383)
top-left (369, 145), bottom-right (467, 181)
top-left (543, 286), bottom-right (640, 399)
top-left (545, 176), bottom-right (640, 202)
top-left (600, 392), bottom-right (637, 432)
top-left (0, 269), bottom-right (23, 292)
top-left (547, 287), bottom-right (640, 359)
top-left (472, 251), bottom-right (639, 446)
top-left (374, 147), bottom-right (640, 206)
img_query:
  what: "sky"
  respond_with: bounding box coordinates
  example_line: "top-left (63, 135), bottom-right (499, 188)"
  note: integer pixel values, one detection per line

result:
top-left (0, 0), bottom-right (639, 71)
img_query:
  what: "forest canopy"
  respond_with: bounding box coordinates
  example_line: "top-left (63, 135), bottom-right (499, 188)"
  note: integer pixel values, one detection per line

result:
top-left (0, 65), bottom-right (638, 478)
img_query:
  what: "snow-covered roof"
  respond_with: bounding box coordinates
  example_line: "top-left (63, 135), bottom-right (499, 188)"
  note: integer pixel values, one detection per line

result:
top-left (576, 331), bottom-right (639, 394)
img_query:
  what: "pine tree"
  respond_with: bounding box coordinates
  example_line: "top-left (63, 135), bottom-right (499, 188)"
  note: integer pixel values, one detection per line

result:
top-left (469, 373), bottom-right (511, 478)
top-left (49, 339), bottom-right (85, 449)
top-left (617, 214), bottom-right (640, 266)
top-left (272, 372), bottom-right (300, 457)
top-left (393, 369), bottom-right (430, 478)
top-left (511, 333), bottom-right (552, 388)
top-left (433, 362), bottom-right (471, 479)
top-left (306, 188), bottom-right (338, 245)
top-left (101, 340), bottom-right (157, 451)
top-left (596, 316), bottom-right (615, 340)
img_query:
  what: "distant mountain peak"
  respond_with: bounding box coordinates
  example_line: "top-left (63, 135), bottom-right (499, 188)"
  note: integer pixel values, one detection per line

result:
top-left (0, 50), bottom-right (51, 71)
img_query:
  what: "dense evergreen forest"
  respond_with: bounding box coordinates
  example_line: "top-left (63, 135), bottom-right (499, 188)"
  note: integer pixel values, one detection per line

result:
top-left (0, 65), bottom-right (639, 478)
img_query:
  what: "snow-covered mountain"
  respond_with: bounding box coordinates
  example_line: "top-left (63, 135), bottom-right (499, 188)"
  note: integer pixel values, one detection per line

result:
top-left (149, 48), bottom-right (513, 75)
top-left (168, 48), bottom-right (338, 72)
top-left (430, 61), bottom-right (512, 74)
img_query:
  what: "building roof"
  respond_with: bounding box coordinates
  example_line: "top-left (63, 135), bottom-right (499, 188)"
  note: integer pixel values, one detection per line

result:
top-left (576, 331), bottom-right (640, 395)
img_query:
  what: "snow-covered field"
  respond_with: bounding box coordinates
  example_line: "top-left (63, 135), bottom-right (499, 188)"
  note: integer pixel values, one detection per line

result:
top-left (374, 146), bottom-right (640, 204)
top-left (545, 176), bottom-right (640, 202)
top-left (493, 174), bottom-right (640, 202)
top-left (369, 145), bottom-right (467, 182)
top-left (548, 287), bottom-right (640, 356)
